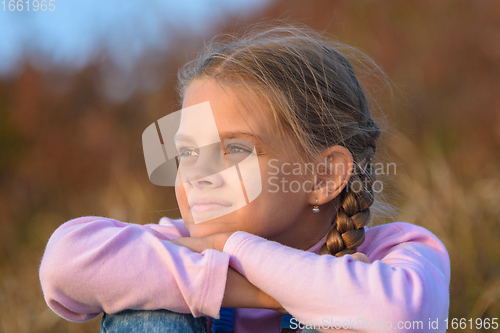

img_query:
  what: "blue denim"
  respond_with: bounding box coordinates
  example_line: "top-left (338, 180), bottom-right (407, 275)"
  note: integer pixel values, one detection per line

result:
top-left (101, 309), bottom-right (208, 333)
top-left (100, 309), bottom-right (323, 333)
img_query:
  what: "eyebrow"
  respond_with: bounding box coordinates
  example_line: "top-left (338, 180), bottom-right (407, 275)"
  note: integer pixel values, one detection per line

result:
top-left (174, 131), bottom-right (262, 143)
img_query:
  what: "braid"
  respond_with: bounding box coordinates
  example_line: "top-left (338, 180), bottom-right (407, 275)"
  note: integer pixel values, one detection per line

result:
top-left (319, 145), bottom-right (376, 256)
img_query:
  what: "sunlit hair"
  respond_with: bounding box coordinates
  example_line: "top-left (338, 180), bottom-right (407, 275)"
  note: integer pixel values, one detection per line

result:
top-left (177, 21), bottom-right (390, 333)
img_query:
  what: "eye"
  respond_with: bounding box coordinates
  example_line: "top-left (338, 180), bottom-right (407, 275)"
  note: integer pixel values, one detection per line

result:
top-left (177, 147), bottom-right (198, 157)
top-left (225, 144), bottom-right (252, 155)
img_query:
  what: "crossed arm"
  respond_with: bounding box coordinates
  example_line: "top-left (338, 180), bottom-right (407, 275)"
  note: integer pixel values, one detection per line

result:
top-left (39, 216), bottom-right (374, 323)
top-left (170, 233), bottom-right (369, 312)
top-left (39, 217), bottom-right (284, 321)
top-left (170, 231), bottom-right (285, 312)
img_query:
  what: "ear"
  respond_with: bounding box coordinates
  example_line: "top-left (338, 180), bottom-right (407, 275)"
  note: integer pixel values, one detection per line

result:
top-left (307, 145), bottom-right (353, 206)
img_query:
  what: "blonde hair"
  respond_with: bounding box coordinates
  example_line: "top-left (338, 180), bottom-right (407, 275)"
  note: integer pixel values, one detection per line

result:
top-left (177, 21), bottom-right (388, 332)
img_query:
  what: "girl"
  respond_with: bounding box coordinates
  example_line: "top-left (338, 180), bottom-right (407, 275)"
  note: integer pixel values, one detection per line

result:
top-left (39, 23), bottom-right (450, 333)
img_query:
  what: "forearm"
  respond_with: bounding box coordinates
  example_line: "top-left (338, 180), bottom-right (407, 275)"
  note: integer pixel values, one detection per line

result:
top-left (40, 217), bottom-right (230, 321)
top-left (222, 228), bottom-right (450, 331)
top-left (221, 267), bottom-right (284, 312)
top-left (169, 234), bottom-right (285, 313)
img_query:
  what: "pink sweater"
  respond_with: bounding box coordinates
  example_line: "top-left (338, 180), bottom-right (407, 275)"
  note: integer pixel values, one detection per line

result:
top-left (39, 216), bottom-right (450, 332)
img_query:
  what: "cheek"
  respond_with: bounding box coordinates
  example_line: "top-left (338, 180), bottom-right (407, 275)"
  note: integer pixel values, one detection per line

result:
top-left (256, 165), bottom-right (311, 218)
top-left (260, 161), bottom-right (313, 198)
top-left (175, 183), bottom-right (190, 217)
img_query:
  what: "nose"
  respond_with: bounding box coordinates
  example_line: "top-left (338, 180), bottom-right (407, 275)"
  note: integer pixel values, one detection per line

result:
top-left (182, 143), bottom-right (226, 189)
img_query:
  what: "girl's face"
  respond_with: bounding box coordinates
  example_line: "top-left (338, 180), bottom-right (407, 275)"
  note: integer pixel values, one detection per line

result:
top-left (175, 79), bottom-right (336, 249)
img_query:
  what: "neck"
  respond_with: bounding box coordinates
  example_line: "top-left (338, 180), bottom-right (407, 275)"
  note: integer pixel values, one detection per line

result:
top-left (270, 201), bottom-right (338, 251)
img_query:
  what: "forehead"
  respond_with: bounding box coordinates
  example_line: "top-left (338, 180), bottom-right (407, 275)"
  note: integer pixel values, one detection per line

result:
top-left (182, 79), bottom-right (267, 134)
top-left (180, 79), bottom-right (302, 161)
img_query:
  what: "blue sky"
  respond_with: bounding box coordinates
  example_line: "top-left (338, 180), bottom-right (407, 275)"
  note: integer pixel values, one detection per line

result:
top-left (0, 0), bottom-right (270, 79)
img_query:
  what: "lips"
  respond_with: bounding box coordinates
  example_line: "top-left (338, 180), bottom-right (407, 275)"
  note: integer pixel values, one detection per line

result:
top-left (189, 197), bottom-right (232, 214)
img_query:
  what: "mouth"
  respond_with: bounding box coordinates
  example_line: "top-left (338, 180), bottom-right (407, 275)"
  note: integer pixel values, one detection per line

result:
top-left (189, 197), bottom-right (232, 214)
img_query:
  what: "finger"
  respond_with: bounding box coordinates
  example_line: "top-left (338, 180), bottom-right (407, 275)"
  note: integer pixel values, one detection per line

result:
top-left (169, 238), bottom-right (195, 250)
top-left (351, 252), bottom-right (371, 264)
top-left (169, 237), bottom-right (188, 247)
top-left (169, 237), bottom-right (208, 253)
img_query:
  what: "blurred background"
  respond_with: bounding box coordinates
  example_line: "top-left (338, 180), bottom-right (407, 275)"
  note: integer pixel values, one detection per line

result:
top-left (1, 0), bottom-right (499, 332)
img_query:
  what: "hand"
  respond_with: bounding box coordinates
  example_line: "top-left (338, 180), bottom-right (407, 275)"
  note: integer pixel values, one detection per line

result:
top-left (169, 236), bottom-right (213, 253)
top-left (169, 232), bottom-right (234, 253)
top-left (267, 299), bottom-right (288, 314)
top-left (351, 252), bottom-right (371, 264)
top-left (223, 268), bottom-right (287, 314)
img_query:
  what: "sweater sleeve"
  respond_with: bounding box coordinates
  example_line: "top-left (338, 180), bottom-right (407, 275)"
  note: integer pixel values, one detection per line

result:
top-left (223, 222), bottom-right (450, 333)
top-left (39, 216), bottom-right (230, 322)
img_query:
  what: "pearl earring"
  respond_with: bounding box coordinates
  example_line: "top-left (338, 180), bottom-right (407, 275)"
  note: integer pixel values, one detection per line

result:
top-left (313, 199), bottom-right (320, 213)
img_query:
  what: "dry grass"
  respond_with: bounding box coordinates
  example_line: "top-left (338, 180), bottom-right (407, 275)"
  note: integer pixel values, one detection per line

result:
top-left (387, 130), bottom-right (500, 331)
